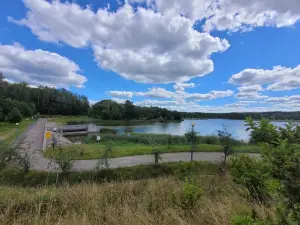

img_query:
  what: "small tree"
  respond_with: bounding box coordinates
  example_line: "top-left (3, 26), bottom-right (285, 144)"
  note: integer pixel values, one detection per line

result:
top-left (95, 141), bottom-right (113, 170)
top-left (7, 108), bottom-right (22, 123)
top-left (185, 128), bottom-right (198, 161)
top-left (245, 117), bottom-right (278, 145)
top-left (261, 140), bottom-right (300, 222)
top-left (152, 147), bottom-right (162, 164)
top-left (217, 125), bottom-right (234, 167)
top-left (54, 148), bottom-right (74, 173)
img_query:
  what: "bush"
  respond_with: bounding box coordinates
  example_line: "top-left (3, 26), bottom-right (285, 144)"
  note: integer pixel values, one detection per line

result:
top-left (231, 215), bottom-right (267, 225)
top-left (53, 149), bottom-right (74, 173)
top-left (7, 108), bottom-right (22, 123)
top-left (261, 141), bottom-right (300, 222)
top-left (229, 155), bottom-right (270, 201)
top-left (181, 182), bottom-right (203, 209)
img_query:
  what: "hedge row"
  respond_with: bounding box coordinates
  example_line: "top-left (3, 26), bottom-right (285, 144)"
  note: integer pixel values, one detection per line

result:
top-left (0, 162), bottom-right (217, 187)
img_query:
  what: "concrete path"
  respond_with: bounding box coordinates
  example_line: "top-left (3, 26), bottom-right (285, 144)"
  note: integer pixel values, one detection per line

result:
top-left (23, 119), bottom-right (257, 172)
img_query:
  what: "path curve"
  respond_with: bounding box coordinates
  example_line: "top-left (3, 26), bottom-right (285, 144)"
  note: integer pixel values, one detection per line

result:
top-left (24, 119), bottom-right (258, 172)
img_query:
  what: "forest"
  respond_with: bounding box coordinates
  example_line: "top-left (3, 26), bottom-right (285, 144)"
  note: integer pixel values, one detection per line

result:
top-left (89, 100), bottom-right (183, 121)
top-left (0, 73), bottom-right (90, 123)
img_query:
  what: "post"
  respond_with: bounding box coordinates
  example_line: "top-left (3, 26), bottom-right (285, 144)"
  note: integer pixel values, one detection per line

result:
top-left (191, 123), bottom-right (195, 161)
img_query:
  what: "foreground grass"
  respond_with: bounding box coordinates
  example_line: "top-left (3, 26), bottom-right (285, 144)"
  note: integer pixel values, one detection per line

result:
top-left (0, 175), bottom-right (277, 225)
top-left (44, 141), bottom-right (260, 160)
top-left (0, 119), bottom-right (34, 144)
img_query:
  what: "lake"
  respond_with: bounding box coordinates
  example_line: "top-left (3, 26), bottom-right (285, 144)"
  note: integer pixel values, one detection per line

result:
top-left (97, 119), bottom-right (296, 141)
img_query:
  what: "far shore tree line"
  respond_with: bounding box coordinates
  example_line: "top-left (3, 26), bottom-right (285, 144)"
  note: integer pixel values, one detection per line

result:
top-left (1, 73), bottom-right (300, 123)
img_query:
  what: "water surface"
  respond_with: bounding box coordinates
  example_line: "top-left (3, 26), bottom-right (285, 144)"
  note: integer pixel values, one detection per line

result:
top-left (97, 119), bottom-right (297, 141)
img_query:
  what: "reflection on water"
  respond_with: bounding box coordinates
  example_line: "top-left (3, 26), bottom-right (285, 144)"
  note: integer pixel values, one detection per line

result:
top-left (96, 119), bottom-right (297, 141)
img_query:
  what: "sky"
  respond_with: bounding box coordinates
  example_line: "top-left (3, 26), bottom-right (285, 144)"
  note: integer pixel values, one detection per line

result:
top-left (1, 0), bottom-right (300, 113)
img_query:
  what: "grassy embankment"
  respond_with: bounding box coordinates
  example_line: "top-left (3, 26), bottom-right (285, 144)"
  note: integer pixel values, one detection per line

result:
top-left (45, 141), bottom-right (260, 160)
top-left (48, 116), bottom-right (173, 126)
top-left (0, 171), bottom-right (277, 225)
top-left (0, 119), bottom-right (34, 145)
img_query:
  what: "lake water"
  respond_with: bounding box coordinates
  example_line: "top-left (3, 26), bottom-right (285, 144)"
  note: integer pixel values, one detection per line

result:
top-left (97, 119), bottom-right (296, 141)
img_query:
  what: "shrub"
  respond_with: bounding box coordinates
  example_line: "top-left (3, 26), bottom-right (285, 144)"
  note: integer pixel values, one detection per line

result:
top-left (261, 141), bottom-right (300, 222)
top-left (7, 108), bottom-right (22, 123)
top-left (181, 181), bottom-right (203, 209)
top-left (245, 117), bottom-right (279, 145)
top-left (229, 155), bottom-right (270, 201)
top-left (95, 141), bottom-right (113, 170)
top-left (53, 148), bottom-right (74, 173)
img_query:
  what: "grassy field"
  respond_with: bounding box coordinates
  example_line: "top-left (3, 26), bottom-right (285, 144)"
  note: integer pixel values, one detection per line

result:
top-left (47, 116), bottom-right (90, 124)
top-left (0, 174), bottom-right (277, 225)
top-left (48, 116), bottom-right (163, 126)
top-left (0, 119), bottom-right (34, 145)
top-left (44, 141), bottom-right (260, 159)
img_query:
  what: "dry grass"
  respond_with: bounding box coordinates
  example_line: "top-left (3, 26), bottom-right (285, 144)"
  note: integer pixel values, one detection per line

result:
top-left (0, 175), bottom-right (277, 225)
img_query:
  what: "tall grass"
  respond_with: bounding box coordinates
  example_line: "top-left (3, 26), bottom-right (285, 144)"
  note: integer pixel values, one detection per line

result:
top-left (0, 175), bottom-right (277, 225)
top-left (80, 133), bottom-right (246, 146)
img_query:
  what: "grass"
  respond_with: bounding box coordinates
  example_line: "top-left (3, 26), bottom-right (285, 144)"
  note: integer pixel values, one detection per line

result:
top-left (0, 161), bottom-right (217, 186)
top-left (0, 174), bottom-right (277, 225)
top-left (44, 141), bottom-right (260, 160)
top-left (47, 116), bottom-right (90, 125)
top-left (0, 119), bottom-right (34, 145)
top-left (48, 116), bottom-right (163, 126)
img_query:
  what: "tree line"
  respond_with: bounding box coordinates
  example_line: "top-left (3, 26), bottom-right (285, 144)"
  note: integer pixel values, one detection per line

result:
top-left (181, 111), bottom-right (300, 120)
top-left (0, 73), bottom-right (90, 123)
top-left (89, 100), bottom-right (182, 121)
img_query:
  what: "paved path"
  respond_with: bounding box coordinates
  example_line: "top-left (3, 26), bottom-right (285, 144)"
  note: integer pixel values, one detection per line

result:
top-left (23, 119), bottom-right (258, 172)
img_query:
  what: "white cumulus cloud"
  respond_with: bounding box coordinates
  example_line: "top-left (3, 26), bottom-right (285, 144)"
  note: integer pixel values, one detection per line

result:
top-left (108, 91), bottom-right (134, 98)
top-left (133, 0), bottom-right (300, 32)
top-left (10, 0), bottom-right (229, 84)
top-left (0, 43), bottom-right (87, 88)
top-left (229, 65), bottom-right (300, 91)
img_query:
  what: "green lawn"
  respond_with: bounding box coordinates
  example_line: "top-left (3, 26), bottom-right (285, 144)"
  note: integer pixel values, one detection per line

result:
top-left (0, 119), bottom-right (34, 145)
top-left (44, 141), bottom-right (260, 160)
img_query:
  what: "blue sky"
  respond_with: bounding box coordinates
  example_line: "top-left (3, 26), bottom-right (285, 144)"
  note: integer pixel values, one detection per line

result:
top-left (1, 0), bottom-right (300, 112)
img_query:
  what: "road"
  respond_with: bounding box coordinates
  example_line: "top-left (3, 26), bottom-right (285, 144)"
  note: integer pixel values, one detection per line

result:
top-left (22, 119), bottom-right (258, 171)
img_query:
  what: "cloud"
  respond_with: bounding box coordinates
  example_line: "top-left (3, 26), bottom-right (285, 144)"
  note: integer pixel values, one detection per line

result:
top-left (187, 90), bottom-right (234, 100)
top-left (108, 87), bottom-right (234, 104)
top-left (108, 91), bottom-right (134, 98)
top-left (10, 0), bottom-right (230, 84)
top-left (135, 100), bottom-right (180, 107)
top-left (238, 85), bottom-right (264, 93)
top-left (235, 92), bottom-right (268, 100)
top-left (173, 82), bottom-right (196, 91)
top-left (229, 65), bottom-right (300, 91)
top-left (264, 95), bottom-right (300, 103)
top-left (0, 43), bottom-right (87, 88)
top-left (135, 87), bottom-right (175, 98)
top-left (135, 0), bottom-right (300, 32)
top-left (133, 98), bottom-right (300, 112)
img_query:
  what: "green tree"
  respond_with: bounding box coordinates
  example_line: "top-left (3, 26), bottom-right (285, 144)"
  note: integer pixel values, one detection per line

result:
top-left (217, 125), bottom-right (235, 167)
top-left (7, 108), bottom-right (22, 123)
top-left (245, 117), bottom-right (279, 145)
top-left (123, 100), bottom-right (135, 120)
